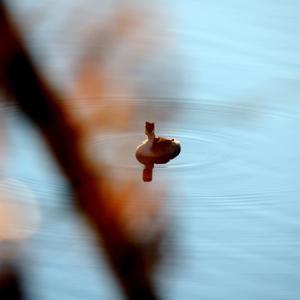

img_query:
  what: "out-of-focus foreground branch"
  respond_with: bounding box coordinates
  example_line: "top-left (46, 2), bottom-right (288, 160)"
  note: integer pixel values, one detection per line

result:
top-left (0, 2), bottom-right (161, 299)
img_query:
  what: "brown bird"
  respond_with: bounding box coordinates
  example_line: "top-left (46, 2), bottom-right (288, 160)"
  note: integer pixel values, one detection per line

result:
top-left (136, 122), bottom-right (181, 181)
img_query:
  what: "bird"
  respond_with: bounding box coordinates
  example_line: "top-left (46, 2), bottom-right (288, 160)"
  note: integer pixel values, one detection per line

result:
top-left (136, 122), bottom-right (181, 181)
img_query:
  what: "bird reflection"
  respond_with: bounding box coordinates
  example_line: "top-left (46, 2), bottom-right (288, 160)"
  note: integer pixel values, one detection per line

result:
top-left (136, 122), bottom-right (181, 181)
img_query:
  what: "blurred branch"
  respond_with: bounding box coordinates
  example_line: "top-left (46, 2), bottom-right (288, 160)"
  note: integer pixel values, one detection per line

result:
top-left (0, 2), bottom-right (161, 299)
top-left (0, 265), bottom-right (24, 300)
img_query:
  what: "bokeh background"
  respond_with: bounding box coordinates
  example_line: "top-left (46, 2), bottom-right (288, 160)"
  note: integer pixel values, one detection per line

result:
top-left (1, 0), bottom-right (300, 299)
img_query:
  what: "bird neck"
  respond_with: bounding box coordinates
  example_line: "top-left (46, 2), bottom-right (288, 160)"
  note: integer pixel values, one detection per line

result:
top-left (146, 132), bottom-right (155, 143)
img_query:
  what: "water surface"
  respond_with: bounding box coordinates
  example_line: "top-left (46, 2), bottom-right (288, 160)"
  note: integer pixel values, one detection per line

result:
top-left (2, 1), bottom-right (300, 299)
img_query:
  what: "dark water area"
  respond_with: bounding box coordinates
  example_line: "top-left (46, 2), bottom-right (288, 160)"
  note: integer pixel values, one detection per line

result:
top-left (1, 0), bottom-right (300, 299)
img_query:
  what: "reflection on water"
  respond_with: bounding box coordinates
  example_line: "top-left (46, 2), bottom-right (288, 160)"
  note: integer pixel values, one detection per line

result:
top-left (1, 0), bottom-right (300, 299)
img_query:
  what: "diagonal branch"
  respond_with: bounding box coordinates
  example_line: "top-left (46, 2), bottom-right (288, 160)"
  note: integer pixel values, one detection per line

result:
top-left (0, 3), bottom-right (161, 299)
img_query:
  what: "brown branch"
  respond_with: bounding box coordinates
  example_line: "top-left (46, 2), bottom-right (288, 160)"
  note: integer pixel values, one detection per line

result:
top-left (0, 2), bottom-right (161, 299)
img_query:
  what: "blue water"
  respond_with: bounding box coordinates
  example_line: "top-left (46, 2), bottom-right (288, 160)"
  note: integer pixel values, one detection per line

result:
top-left (2, 1), bottom-right (300, 299)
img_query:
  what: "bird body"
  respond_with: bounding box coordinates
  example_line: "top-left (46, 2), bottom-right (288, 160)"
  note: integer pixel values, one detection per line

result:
top-left (135, 122), bottom-right (181, 181)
